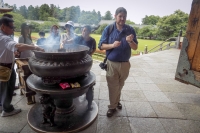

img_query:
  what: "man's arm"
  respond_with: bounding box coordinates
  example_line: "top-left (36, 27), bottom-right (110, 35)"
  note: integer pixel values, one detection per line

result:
top-left (101, 41), bottom-right (121, 50)
top-left (15, 43), bottom-right (44, 52)
top-left (126, 27), bottom-right (138, 50)
top-left (128, 40), bottom-right (138, 50)
top-left (126, 34), bottom-right (138, 50)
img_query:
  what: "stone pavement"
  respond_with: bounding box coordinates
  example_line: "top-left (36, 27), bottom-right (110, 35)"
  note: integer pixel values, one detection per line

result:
top-left (1, 49), bottom-right (200, 133)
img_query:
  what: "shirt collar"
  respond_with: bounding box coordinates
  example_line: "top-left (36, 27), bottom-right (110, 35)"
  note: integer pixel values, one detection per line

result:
top-left (114, 22), bottom-right (126, 32)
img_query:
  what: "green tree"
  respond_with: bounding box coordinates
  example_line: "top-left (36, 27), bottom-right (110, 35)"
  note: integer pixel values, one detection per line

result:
top-left (142, 15), bottom-right (160, 25)
top-left (27, 5), bottom-right (35, 20)
top-left (12, 4), bottom-right (18, 13)
top-left (126, 20), bottom-right (135, 25)
top-left (39, 4), bottom-right (50, 21)
top-left (102, 11), bottom-right (113, 20)
top-left (65, 6), bottom-right (80, 23)
top-left (132, 26), bottom-right (140, 34)
top-left (97, 11), bottom-right (101, 22)
top-left (59, 8), bottom-right (67, 21)
top-left (157, 10), bottom-right (188, 39)
top-left (49, 4), bottom-right (60, 19)
top-left (18, 5), bottom-right (28, 19)
top-left (33, 6), bottom-right (40, 20)
top-left (39, 17), bottom-right (59, 32)
top-left (78, 10), bottom-right (99, 25)
top-left (28, 21), bottom-right (40, 32)
top-left (139, 26), bottom-right (157, 39)
top-left (94, 24), bottom-right (108, 34)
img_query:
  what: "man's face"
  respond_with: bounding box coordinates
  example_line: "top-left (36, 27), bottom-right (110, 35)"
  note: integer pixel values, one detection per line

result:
top-left (115, 12), bottom-right (127, 26)
top-left (2, 22), bottom-right (15, 35)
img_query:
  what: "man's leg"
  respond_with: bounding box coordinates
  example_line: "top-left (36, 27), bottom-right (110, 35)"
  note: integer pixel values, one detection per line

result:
top-left (106, 60), bottom-right (120, 109)
top-left (116, 62), bottom-right (131, 108)
top-left (0, 68), bottom-right (15, 112)
top-left (1, 68), bottom-right (21, 117)
top-left (106, 60), bottom-right (123, 117)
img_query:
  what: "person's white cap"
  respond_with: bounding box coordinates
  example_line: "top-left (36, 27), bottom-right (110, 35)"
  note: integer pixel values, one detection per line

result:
top-left (65, 21), bottom-right (74, 28)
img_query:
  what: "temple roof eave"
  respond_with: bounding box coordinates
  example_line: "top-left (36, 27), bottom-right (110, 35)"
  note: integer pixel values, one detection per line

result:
top-left (0, 8), bottom-right (13, 13)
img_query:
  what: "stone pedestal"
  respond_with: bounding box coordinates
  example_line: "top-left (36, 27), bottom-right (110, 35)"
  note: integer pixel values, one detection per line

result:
top-left (26, 72), bottom-right (98, 133)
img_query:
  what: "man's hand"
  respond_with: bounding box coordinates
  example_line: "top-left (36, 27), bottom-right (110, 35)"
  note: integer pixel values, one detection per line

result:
top-left (14, 50), bottom-right (20, 58)
top-left (126, 34), bottom-right (134, 43)
top-left (112, 41), bottom-right (121, 48)
top-left (35, 46), bottom-right (45, 52)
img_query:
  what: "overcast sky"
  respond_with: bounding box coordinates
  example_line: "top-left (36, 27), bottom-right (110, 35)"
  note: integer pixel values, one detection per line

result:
top-left (4, 0), bottom-right (192, 24)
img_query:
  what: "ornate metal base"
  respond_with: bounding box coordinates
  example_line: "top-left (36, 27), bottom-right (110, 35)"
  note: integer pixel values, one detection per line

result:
top-left (28, 97), bottom-right (98, 133)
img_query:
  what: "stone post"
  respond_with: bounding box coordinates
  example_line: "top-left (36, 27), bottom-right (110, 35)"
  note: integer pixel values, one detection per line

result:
top-left (144, 45), bottom-right (148, 54)
top-left (160, 43), bottom-right (163, 51)
top-left (176, 29), bottom-right (182, 49)
top-left (167, 43), bottom-right (170, 49)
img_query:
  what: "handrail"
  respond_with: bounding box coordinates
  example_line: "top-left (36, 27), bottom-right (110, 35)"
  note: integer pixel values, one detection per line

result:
top-left (147, 37), bottom-right (177, 53)
top-left (154, 41), bottom-right (176, 52)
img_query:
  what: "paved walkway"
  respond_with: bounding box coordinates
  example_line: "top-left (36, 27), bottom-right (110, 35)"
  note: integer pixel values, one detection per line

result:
top-left (1, 49), bottom-right (200, 133)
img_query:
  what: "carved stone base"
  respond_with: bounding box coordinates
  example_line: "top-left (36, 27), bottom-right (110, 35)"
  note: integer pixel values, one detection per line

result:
top-left (28, 97), bottom-right (98, 133)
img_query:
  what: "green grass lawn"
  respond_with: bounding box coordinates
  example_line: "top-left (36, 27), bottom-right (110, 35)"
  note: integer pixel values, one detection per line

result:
top-left (31, 32), bottom-right (50, 38)
top-left (15, 32), bottom-right (173, 54)
top-left (90, 34), bottom-right (174, 54)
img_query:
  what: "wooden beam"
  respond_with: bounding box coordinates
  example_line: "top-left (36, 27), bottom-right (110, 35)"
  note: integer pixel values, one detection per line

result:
top-left (186, 0), bottom-right (200, 65)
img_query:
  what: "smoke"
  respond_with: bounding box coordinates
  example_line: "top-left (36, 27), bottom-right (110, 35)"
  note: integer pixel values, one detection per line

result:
top-left (40, 30), bottom-right (62, 52)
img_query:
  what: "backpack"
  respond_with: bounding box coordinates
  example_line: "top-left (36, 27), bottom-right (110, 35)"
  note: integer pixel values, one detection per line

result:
top-left (107, 23), bottom-right (132, 38)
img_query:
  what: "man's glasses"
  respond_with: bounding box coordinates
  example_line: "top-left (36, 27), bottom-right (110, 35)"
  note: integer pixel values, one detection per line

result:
top-left (9, 26), bottom-right (16, 30)
top-left (6, 25), bottom-right (15, 30)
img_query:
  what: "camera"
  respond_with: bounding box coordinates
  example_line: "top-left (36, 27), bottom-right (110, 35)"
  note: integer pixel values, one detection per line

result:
top-left (99, 62), bottom-right (107, 71)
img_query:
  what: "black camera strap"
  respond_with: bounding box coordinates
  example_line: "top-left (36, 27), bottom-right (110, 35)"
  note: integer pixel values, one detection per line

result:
top-left (103, 49), bottom-right (113, 64)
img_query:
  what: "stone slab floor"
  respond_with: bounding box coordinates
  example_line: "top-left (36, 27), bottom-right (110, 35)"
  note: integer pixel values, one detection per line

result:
top-left (1, 49), bottom-right (200, 133)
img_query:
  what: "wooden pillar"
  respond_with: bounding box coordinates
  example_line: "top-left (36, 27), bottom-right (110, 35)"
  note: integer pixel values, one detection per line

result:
top-left (186, 0), bottom-right (200, 71)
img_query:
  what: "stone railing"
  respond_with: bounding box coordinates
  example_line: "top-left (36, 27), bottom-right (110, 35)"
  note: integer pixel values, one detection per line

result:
top-left (144, 37), bottom-right (177, 54)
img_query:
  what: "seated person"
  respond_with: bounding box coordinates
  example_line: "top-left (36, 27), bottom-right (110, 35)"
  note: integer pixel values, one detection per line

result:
top-left (36, 31), bottom-right (46, 46)
top-left (73, 25), bottom-right (96, 56)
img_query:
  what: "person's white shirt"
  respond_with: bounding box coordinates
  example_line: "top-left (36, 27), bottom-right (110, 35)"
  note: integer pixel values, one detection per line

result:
top-left (0, 30), bottom-right (17, 63)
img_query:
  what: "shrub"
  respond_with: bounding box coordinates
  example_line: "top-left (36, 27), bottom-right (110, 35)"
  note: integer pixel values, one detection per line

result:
top-left (94, 24), bottom-right (108, 34)
top-left (75, 28), bottom-right (81, 34)
top-left (28, 22), bottom-right (40, 32)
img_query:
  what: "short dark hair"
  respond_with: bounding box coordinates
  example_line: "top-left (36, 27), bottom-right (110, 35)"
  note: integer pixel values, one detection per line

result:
top-left (0, 14), bottom-right (13, 25)
top-left (0, 17), bottom-right (14, 27)
top-left (39, 31), bottom-right (45, 36)
top-left (115, 7), bottom-right (127, 15)
top-left (3, 14), bottom-right (13, 18)
top-left (83, 25), bottom-right (91, 33)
